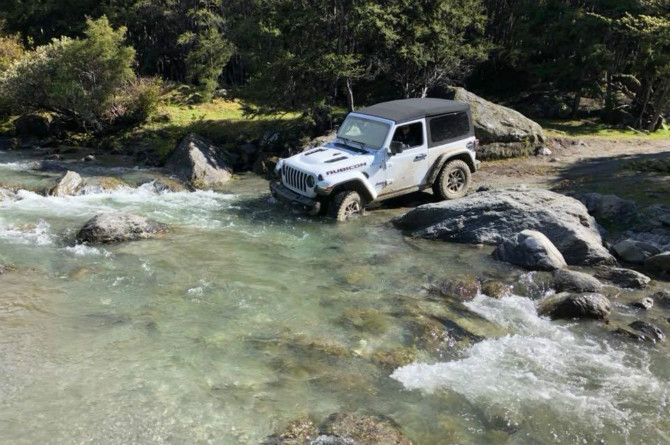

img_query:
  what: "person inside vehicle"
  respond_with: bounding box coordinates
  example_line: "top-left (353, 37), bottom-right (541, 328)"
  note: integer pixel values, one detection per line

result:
top-left (393, 124), bottom-right (420, 148)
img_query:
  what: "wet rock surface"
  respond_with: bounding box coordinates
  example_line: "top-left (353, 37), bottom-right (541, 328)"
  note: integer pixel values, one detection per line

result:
top-left (76, 212), bottom-right (169, 244)
top-left (630, 297), bottom-right (654, 310)
top-left (612, 239), bottom-right (661, 264)
top-left (481, 280), bottom-right (512, 299)
top-left (577, 193), bottom-right (638, 226)
top-left (165, 133), bottom-right (233, 189)
top-left (320, 413), bottom-right (414, 445)
top-left (393, 187), bottom-right (614, 266)
top-left (430, 275), bottom-right (480, 302)
top-left (553, 269), bottom-right (603, 293)
top-left (645, 252), bottom-right (670, 274)
top-left (538, 293), bottom-right (612, 320)
top-left (651, 290), bottom-right (670, 307)
top-left (48, 171), bottom-right (83, 197)
top-left (493, 230), bottom-right (567, 271)
top-left (595, 267), bottom-right (651, 289)
top-left (615, 321), bottom-right (666, 343)
top-left (0, 262), bottom-right (16, 275)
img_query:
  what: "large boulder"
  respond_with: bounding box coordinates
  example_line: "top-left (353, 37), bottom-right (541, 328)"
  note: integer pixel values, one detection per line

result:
top-left (165, 133), bottom-right (233, 189)
top-left (645, 252), bottom-right (670, 274)
top-left (493, 230), bottom-right (567, 271)
top-left (577, 193), bottom-right (638, 226)
top-left (595, 267), bottom-right (651, 289)
top-left (612, 239), bottom-right (661, 264)
top-left (553, 269), bottom-right (603, 293)
top-left (13, 114), bottom-right (51, 138)
top-left (447, 87), bottom-right (545, 145)
top-left (538, 293), bottom-right (612, 321)
top-left (48, 171), bottom-right (83, 197)
top-left (76, 212), bottom-right (169, 244)
top-left (393, 187), bottom-right (614, 266)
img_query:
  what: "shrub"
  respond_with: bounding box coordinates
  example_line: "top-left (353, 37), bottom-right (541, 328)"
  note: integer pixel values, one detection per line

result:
top-left (109, 77), bottom-right (163, 126)
top-left (0, 16), bottom-right (135, 132)
top-left (0, 34), bottom-right (24, 71)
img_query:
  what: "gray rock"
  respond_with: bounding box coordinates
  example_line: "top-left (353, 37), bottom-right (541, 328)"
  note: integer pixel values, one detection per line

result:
top-left (535, 146), bottom-right (552, 156)
top-left (630, 297), bottom-right (654, 310)
top-left (430, 275), bottom-right (480, 302)
top-left (48, 171), bottom-right (83, 197)
top-left (448, 87), bottom-right (546, 144)
top-left (76, 212), bottom-right (169, 244)
top-left (615, 321), bottom-right (666, 343)
top-left (14, 114), bottom-right (51, 138)
top-left (320, 413), bottom-right (413, 445)
top-left (553, 269), bottom-right (603, 293)
top-left (262, 417), bottom-right (319, 445)
top-left (165, 133), bottom-right (233, 189)
top-left (595, 267), bottom-right (651, 289)
top-left (577, 193), bottom-right (638, 226)
top-left (493, 230), bottom-right (567, 271)
top-left (651, 290), bottom-right (670, 307)
top-left (659, 214), bottom-right (670, 228)
top-left (83, 154), bottom-right (96, 162)
top-left (538, 293), bottom-right (612, 321)
top-left (612, 239), bottom-right (661, 264)
top-left (645, 252), bottom-right (670, 273)
top-left (393, 187), bottom-right (614, 266)
top-left (481, 280), bottom-right (512, 299)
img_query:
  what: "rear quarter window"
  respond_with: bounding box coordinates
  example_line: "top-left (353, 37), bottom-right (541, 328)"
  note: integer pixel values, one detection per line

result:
top-left (428, 112), bottom-right (471, 147)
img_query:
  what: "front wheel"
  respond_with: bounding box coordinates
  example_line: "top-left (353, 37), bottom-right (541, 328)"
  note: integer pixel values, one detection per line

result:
top-left (329, 191), bottom-right (363, 222)
top-left (433, 159), bottom-right (472, 201)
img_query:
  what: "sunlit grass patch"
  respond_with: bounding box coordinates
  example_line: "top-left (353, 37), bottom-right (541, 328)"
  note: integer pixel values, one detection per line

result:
top-left (540, 118), bottom-right (670, 140)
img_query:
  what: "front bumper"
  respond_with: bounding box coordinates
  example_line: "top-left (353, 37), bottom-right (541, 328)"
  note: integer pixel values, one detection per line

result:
top-left (270, 181), bottom-right (321, 212)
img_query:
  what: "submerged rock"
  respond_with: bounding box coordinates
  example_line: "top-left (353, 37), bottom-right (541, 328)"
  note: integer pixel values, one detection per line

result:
top-left (48, 171), bottom-right (83, 197)
top-left (492, 230), bottom-right (567, 271)
top-left (0, 187), bottom-right (16, 202)
top-left (370, 347), bottom-right (417, 371)
top-left (630, 297), bottom-right (654, 310)
top-left (149, 178), bottom-right (189, 193)
top-left (645, 252), bottom-right (670, 274)
top-left (408, 314), bottom-right (483, 354)
top-left (34, 160), bottom-right (68, 173)
top-left (430, 275), bottom-right (480, 302)
top-left (0, 262), bottom-right (16, 275)
top-left (615, 321), bottom-right (666, 343)
top-left (166, 133), bottom-right (233, 189)
top-left (76, 212), bottom-right (169, 244)
top-left (538, 293), bottom-right (611, 321)
top-left (612, 239), bottom-right (660, 264)
top-left (447, 87), bottom-right (545, 145)
top-left (651, 290), bottom-right (670, 307)
top-left (320, 413), bottom-right (413, 445)
top-left (393, 187), bottom-right (614, 266)
top-left (577, 193), bottom-right (638, 226)
top-left (481, 280), bottom-right (512, 299)
top-left (340, 308), bottom-right (389, 334)
top-left (82, 176), bottom-right (130, 193)
top-left (553, 269), bottom-right (603, 293)
top-left (262, 417), bottom-right (319, 445)
top-left (595, 267), bottom-right (651, 289)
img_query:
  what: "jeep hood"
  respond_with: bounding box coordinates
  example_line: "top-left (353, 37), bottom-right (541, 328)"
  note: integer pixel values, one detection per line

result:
top-left (297, 144), bottom-right (373, 166)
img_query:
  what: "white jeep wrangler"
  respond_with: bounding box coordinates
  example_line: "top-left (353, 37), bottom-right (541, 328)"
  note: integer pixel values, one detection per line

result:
top-left (270, 98), bottom-right (479, 221)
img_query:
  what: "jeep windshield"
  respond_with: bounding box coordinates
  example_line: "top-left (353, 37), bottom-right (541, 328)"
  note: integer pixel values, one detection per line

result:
top-left (336, 115), bottom-right (390, 151)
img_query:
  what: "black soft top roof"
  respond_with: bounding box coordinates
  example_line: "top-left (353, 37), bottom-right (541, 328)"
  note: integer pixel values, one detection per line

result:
top-left (356, 98), bottom-right (470, 124)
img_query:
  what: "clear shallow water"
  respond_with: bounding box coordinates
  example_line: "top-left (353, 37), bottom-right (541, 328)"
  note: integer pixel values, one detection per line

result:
top-left (1, 151), bottom-right (669, 444)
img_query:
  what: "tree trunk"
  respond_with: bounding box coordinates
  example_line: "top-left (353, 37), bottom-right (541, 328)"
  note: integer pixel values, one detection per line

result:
top-left (570, 91), bottom-right (581, 118)
top-left (345, 78), bottom-right (355, 112)
top-left (635, 77), bottom-right (653, 129)
top-left (604, 71), bottom-right (614, 114)
top-left (648, 78), bottom-right (670, 132)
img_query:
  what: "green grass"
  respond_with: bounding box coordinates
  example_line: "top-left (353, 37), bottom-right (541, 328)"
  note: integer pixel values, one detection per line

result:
top-left (539, 118), bottom-right (670, 140)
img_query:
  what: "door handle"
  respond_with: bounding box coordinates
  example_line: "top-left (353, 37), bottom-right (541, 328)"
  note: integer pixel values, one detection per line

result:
top-left (414, 154), bottom-right (427, 161)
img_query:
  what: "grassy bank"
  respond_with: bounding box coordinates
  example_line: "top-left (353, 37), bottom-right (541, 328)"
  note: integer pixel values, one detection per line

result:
top-left (540, 118), bottom-right (670, 140)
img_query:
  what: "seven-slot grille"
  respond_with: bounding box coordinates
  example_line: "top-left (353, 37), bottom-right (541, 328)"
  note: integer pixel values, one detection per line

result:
top-left (283, 165), bottom-right (312, 193)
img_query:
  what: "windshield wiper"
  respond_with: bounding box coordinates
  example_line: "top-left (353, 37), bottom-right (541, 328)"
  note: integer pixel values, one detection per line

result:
top-left (337, 137), bottom-right (367, 153)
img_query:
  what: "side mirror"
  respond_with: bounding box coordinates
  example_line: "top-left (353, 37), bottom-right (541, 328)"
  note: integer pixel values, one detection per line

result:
top-left (390, 141), bottom-right (404, 155)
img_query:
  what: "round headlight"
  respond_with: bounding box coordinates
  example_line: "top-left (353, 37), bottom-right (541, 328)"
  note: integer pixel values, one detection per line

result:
top-left (306, 175), bottom-right (316, 188)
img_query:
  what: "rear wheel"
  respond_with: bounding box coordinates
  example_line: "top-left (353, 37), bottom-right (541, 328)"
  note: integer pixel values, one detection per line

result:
top-left (329, 191), bottom-right (363, 222)
top-left (433, 159), bottom-right (471, 201)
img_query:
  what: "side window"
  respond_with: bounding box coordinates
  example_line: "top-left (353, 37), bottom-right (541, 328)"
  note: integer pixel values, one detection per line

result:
top-left (429, 112), bottom-right (470, 146)
top-left (392, 122), bottom-right (424, 148)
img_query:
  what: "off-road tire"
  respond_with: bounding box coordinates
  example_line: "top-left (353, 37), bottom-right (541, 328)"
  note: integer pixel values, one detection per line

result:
top-left (329, 191), bottom-right (363, 222)
top-left (433, 159), bottom-right (471, 201)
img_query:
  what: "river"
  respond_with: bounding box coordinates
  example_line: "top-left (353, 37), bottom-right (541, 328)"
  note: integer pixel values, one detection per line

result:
top-left (1, 150), bottom-right (669, 444)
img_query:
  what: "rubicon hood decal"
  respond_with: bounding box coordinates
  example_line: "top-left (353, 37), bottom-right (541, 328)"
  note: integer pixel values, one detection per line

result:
top-left (326, 162), bottom-right (367, 176)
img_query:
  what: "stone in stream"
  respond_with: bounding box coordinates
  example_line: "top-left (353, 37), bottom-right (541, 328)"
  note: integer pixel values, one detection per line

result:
top-left (430, 275), bottom-right (480, 302)
top-left (645, 252), bottom-right (670, 274)
top-left (651, 290), bottom-right (670, 307)
top-left (630, 297), bottom-right (654, 310)
top-left (0, 187), bottom-right (16, 202)
top-left (492, 230), bottom-right (567, 271)
top-left (538, 293), bottom-right (612, 321)
top-left (577, 193), bottom-right (638, 226)
top-left (393, 187), bottom-right (614, 266)
top-left (0, 262), bottom-right (16, 275)
top-left (319, 413), bottom-right (414, 445)
top-left (262, 417), bottom-right (319, 445)
top-left (481, 280), bottom-right (512, 299)
top-left (595, 267), bottom-right (651, 289)
top-left (612, 239), bottom-right (661, 264)
top-left (370, 347), bottom-right (417, 371)
top-left (615, 321), bottom-right (666, 344)
top-left (76, 212), bottom-right (169, 244)
top-left (165, 133), bottom-right (233, 189)
top-left (48, 170), bottom-right (83, 197)
top-left (552, 269), bottom-right (603, 293)
top-left (33, 160), bottom-right (68, 172)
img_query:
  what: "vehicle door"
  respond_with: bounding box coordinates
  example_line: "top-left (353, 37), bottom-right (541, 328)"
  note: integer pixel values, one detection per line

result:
top-left (382, 120), bottom-right (429, 194)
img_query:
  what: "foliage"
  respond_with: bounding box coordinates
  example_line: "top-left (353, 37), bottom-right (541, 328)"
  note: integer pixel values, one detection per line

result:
top-left (0, 33), bottom-right (24, 70)
top-left (0, 17), bottom-right (139, 131)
